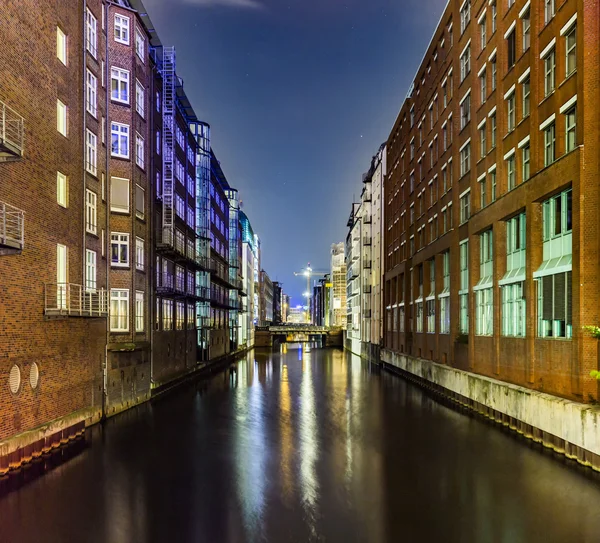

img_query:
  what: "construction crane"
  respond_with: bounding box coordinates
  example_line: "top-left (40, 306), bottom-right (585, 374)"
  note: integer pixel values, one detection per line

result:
top-left (293, 263), bottom-right (329, 324)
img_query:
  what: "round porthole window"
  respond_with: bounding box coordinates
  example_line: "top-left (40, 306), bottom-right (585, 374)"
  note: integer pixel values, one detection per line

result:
top-left (9, 365), bottom-right (21, 394)
top-left (30, 363), bottom-right (40, 390)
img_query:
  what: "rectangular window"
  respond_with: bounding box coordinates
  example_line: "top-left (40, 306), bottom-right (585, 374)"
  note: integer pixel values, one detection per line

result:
top-left (479, 175), bottom-right (487, 209)
top-left (176, 301), bottom-right (185, 330)
top-left (479, 124), bottom-right (486, 158)
top-left (522, 9), bottom-right (530, 51)
top-left (460, 93), bottom-right (470, 129)
top-left (135, 133), bottom-right (145, 169)
top-left (86, 189), bottom-right (97, 234)
top-left (507, 30), bottom-right (516, 68)
top-left (475, 288), bottom-right (493, 335)
top-left (565, 107), bottom-right (576, 152)
top-left (460, 0), bottom-right (471, 34)
top-left (565, 25), bottom-right (576, 76)
top-left (56, 244), bottom-right (67, 308)
top-left (111, 122), bottom-right (129, 158)
top-left (460, 143), bottom-right (470, 177)
top-left (135, 184), bottom-right (145, 220)
top-left (544, 0), bottom-right (555, 24)
top-left (135, 291), bottom-right (144, 332)
top-left (507, 154), bottom-right (516, 190)
top-left (490, 113), bottom-right (497, 148)
top-left (491, 57), bottom-right (497, 90)
top-left (460, 191), bottom-right (470, 223)
top-left (538, 272), bottom-right (572, 338)
top-left (86, 129), bottom-right (97, 175)
top-left (480, 70), bottom-right (486, 104)
top-left (86, 8), bottom-right (97, 58)
top-left (111, 177), bottom-right (130, 213)
top-left (475, 230), bottom-right (493, 336)
top-left (490, 168), bottom-right (497, 202)
top-left (86, 249), bottom-right (97, 292)
top-left (111, 233), bottom-right (129, 267)
top-left (86, 70), bottom-right (97, 117)
top-left (416, 301), bottom-right (424, 333)
top-left (136, 237), bottom-right (145, 271)
top-left (57, 27), bottom-right (67, 65)
top-left (136, 80), bottom-right (145, 118)
top-left (542, 189), bottom-right (572, 242)
top-left (163, 299), bottom-right (173, 330)
top-left (507, 93), bottom-right (515, 132)
top-left (57, 171), bottom-right (67, 207)
top-left (491, 1), bottom-right (497, 33)
top-left (460, 45), bottom-right (471, 82)
top-left (57, 99), bottom-right (67, 136)
top-left (459, 240), bottom-right (469, 334)
top-left (480, 17), bottom-right (486, 50)
top-left (114, 14), bottom-right (130, 44)
top-left (135, 29), bottom-right (145, 61)
top-left (544, 123), bottom-right (555, 166)
top-left (522, 76), bottom-right (530, 117)
top-left (502, 282), bottom-right (526, 337)
top-left (426, 299), bottom-right (435, 334)
top-left (521, 144), bottom-right (530, 182)
top-left (111, 67), bottom-right (130, 104)
top-left (110, 289), bottom-right (129, 332)
top-left (544, 49), bottom-right (556, 96)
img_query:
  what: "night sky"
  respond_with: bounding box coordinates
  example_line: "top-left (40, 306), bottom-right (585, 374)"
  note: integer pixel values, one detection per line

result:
top-left (143, 0), bottom-right (447, 303)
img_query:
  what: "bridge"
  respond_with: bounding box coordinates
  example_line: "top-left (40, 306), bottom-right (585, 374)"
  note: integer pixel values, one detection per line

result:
top-left (254, 324), bottom-right (343, 348)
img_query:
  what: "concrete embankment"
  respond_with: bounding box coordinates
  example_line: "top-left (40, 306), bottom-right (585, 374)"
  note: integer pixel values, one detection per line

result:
top-left (378, 349), bottom-right (600, 472)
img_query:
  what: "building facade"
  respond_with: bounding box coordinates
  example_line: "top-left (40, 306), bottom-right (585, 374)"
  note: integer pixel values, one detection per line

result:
top-left (346, 203), bottom-right (362, 354)
top-left (383, 0), bottom-right (599, 402)
top-left (330, 242), bottom-right (347, 328)
top-left (272, 281), bottom-right (283, 324)
top-left (259, 270), bottom-right (274, 325)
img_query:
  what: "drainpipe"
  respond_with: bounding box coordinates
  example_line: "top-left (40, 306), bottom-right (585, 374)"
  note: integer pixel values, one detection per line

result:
top-left (103, 1), bottom-right (110, 419)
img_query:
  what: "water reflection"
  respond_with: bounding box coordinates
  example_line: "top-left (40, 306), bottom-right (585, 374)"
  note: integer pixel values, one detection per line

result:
top-left (1, 347), bottom-right (600, 543)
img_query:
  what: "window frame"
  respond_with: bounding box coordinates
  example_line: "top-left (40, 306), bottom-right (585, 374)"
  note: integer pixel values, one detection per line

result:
top-left (111, 232), bottom-right (130, 268)
top-left (110, 289), bottom-right (130, 332)
top-left (114, 14), bottom-right (130, 45)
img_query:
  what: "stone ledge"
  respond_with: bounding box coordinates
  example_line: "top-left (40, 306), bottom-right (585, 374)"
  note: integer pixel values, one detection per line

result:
top-left (380, 349), bottom-right (600, 471)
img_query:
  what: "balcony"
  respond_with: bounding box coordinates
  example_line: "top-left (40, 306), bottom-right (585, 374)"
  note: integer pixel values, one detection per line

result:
top-left (0, 100), bottom-right (24, 162)
top-left (363, 236), bottom-right (372, 246)
top-left (363, 191), bottom-right (372, 202)
top-left (363, 215), bottom-right (372, 224)
top-left (363, 284), bottom-right (372, 294)
top-left (44, 284), bottom-right (108, 317)
top-left (363, 260), bottom-right (372, 269)
top-left (0, 201), bottom-right (24, 255)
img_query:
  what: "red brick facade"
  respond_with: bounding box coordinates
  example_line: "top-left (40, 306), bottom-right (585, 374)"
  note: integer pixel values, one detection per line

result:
top-left (383, 0), bottom-right (600, 402)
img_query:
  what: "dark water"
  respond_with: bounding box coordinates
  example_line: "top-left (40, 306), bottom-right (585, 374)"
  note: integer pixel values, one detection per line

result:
top-left (1, 346), bottom-right (600, 543)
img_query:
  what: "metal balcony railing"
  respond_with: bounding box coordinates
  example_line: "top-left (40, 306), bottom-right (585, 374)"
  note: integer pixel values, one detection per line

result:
top-left (44, 283), bottom-right (108, 317)
top-left (0, 201), bottom-right (24, 254)
top-left (0, 100), bottom-right (24, 161)
top-left (156, 272), bottom-right (174, 293)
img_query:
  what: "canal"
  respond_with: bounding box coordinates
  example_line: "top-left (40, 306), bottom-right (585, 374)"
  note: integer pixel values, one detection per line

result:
top-left (1, 346), bottom-right (600, 542)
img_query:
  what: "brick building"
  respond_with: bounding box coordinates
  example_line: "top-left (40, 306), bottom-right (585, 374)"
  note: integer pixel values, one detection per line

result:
top-left (383, 0), bottom-right (599, 402)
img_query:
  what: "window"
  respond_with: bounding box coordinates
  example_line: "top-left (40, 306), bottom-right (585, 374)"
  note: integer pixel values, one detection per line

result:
top-left (111, 233), bottom-right (129, 267)
top-left (439, 252), bottom-right (450, 334)
top-left (136, 133), bottom-right (145, 169)
top-left (479, 123), bottom-right (486, 158)
top-left (491, 56), bottom-right (497, 91)
top-left (163, 299), bottom-right (173, 330)
top-left (111, 67), bottom-right (129, 103)
top-left (156, 131), bottom-right (161, 155)
top-left (57, 27), bottom-right (67, 65)
top-left (542, 189), bottom-right (572, 242)
top-left (86, 250), bottom-right (96, 292)
top-left (460, 93), bottom-right (470, 129)
top-left (111, 177), bottom-right (129, 213)
top-left (110, 289), bottom-right (129, 332)
top-left (114, 14), bottom-right (130, 44)
top-left (507, 92), bottom-right (515, 132)
top-left (85, 70), bottom-right (98, 117)
top-left (491, 1), bottom-right (497, 33)
top-left (490, 168), bottom-right (497, 202)
top-left (410, 105), bottom-right (415, 127)
top-left (460, 191), bottom-right (470, 224)
top-left (507, 29), bottom-right (516, 68)
top-left (187, 303), bottom-right (195, 330)
top-left (135, 184), bottom-right (145, 220)
top-left (479, 16), bottom-right (486, 50)
top-left (565, 106), bottom-right (576, 152)
top-left (502, 213), bottom-right (526, 337)
top-left (537, 272), bottom-right (572, 338)
top-left (544, 0), bottom-right (555, 24)
top-left (460, 0), bottom-right (471, 34)
top-left (490, 113), bottom-right (497, 148)
top-left (544, 49), bottom-right (555, 96)
top-left (460, 44), bottom-right (471, 82)
top-left (507, 153), bottom-right (516, 190)
top-left (86, 9), bottom-right (97, 58)
top-left (86, 189), bottom-right (97, 234)
top-left (459, 240), bottom-right (469, 334)
top-left (57, 99), bottom-right (67, 136)
top-left (135, 29), bottom-right (145, 61)
top-left (135, 291), bottom-right (144, 332)
top-left (111, 122), bottom-right (129, 158)
top-left (479, 70), bottom-right (486, 104)
top-left (565, 25), bottom-right (577, 77)
top-left (176, 301), bottom-right (185, 330)
top-left (86, 129), bottom-right (97, 175)
top-left (522, 144), bottom-right (530, 182)
top-left (475, 230), bottom-right (493, 336)
top-left (426, 299), bottom-right (435, 333)
top-left (136, 80), bottom-right (145, 118)
top-left (522, 9), bottom-right (530, 51)
top-left (460, 142), bottom-right (470, 177)
top-left (479, 175), bottom-right (487, 208)
top-left (544, 122), bottom-right (555, 166)
top-left (522, 76), bottom-right (530, 117)
top-left (57, 171), bottom-right (67, 207)
top-left (136, 237), bottom-right (145, 271)
top-left (156, 91), bottom-right (161, 112)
